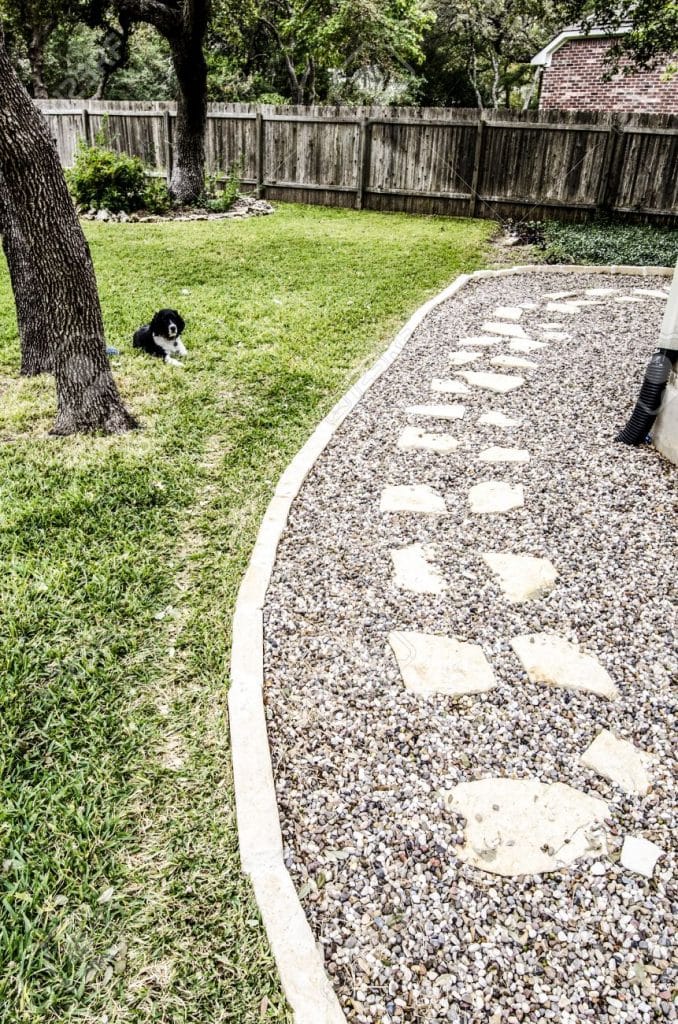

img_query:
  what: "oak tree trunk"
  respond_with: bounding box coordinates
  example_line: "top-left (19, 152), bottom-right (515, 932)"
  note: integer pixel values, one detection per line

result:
top-left (168, 31), bottom-right (208, 204)
top-left (28, 27), bottom-right (50, 100)
top-left (0, 34), bottom-right (138, 435)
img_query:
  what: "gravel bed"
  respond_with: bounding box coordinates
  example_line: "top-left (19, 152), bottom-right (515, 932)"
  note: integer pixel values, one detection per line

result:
top-left (263, 272), bottom-right (676, 1024)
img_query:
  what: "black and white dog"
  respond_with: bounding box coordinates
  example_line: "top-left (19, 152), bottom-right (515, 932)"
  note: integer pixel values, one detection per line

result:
top-left (133, 309), bottom-right (187, 366)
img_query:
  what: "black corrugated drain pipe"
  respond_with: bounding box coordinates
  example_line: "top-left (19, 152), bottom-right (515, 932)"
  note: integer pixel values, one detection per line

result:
top-left (616, 347), bottom-right (678, 445)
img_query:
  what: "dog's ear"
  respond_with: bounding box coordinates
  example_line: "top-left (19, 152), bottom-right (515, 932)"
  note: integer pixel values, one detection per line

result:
top-left (149, 311), bottom-right (164, 334)
top-left (173, 311), bottom-right (186, 333)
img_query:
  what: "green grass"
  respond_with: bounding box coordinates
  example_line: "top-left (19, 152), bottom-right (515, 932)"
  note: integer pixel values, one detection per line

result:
top-left (0, 203), bottom-right (492, 1023)
top-left (542, 219), bottom-right (678, 267)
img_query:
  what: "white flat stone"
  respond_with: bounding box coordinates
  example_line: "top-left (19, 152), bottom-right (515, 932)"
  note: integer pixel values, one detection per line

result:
top-left (520, 301), bottom-right (538, 309)
top-left (469, 481), bottom-right (524, 514)
top-left (480, 322), bottom-right (528, 338)
top-left (380, 484), bottom-right (446, 514)
top-left (581, 729), bottom-right (652, 795)
top-left (406, 403), bottom-right (466, 421)
top-left (546, 302), bottom-right (581, 314)
top-left (632, 288), bottom-right (668, 299)
top-left (492, 305), bottom-right (523, 321)
top-left (542, 322), bottom-right (568, 329)
top-left (445, 778), bottom-right (609, 877)
top-left (620, 836), bottom-right (664, 878)
top-left (509, 339), bottom-right (546, 354)
top-left (482, 552), bottom-right (557, 603)
top-left (541, 331), bottom-right (570, 342)
top-left (397, 426), bottom-right (459, 453)
top-left (586, 287), bottom-right (618, 296)
top-left (448, 349), bottom-right (480, 366)
top-left (478, 411), bottom-right (521, 428)
top-left (511, 633), bottom-right (618, 700)
top-left (388, 630), bottom-right (496, 697)
top-left (458, 371), bottom-right (525, 394)
top-left (478, 446), bottom-right (530, 464)
top-left (544, 290), bottom-right (578, 300)
top-left (460, 335), bottom-right (505, 347)
top-left (391, 544), bottom-right (446, 594)
top-left (491, 355), bottom-right (539, 370)
top-left (431, 377), bottom-right (471, 395)
top-left (615, 295), bottom-right (644, 304)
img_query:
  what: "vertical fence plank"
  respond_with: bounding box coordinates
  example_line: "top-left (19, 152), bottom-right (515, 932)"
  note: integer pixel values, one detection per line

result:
top-left (596, 113), bottom-right (620, 211)
top-left (256, 112), bottom-right (265, 197)
top-left (355, 118), bottom-right (371, 210)
top-left (468, 113), bottom-right (486, 217)
top-left (81, 106), bottom-right (91, 146)
top-left (163, 110), bottom-right (173, 186)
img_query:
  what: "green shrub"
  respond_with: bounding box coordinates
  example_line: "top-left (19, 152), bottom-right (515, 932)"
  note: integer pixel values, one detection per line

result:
top-left (142, 177), bottom-right (171, 215)
top-left (68, 139), bottom-right (149, 213)
top-left (204, 161), bottom-right (242, 213)
top-left (543, 220), bottom-right (678, 267)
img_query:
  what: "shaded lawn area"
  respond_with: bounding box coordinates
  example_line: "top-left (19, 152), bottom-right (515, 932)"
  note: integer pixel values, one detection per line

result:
top-left (0, 204), bottom-right (492, 1023)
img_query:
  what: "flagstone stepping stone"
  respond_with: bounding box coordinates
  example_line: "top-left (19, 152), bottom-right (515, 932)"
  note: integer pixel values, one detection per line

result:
top-left (519, 301), bottom-right (538, 309)
top-left (541, 331), bottom-right (570, 342)
top-left (581, 729), bottom-right (652, 795)
top-left (480, 321), bottom-right (528, 338)
top-left (431, 377), bottom-right (471, 395)
top-left (448, 349), bottom-right (480, 366)
top-left (460, 335), bottom-right (505, 347)
top-left (482, 552), bottom-right (557, 603)
top-left (509, 339), bottom-right (546, 354)
top-left (586, 288), bottom-right (618, 297)
top-left (406, 403), bottom-right (466, 420)
top-left (478, 446), bottom-right (530, 464)
top-left (388, 630), bottom-right (496, 696)
top-left (632, 288), bottom-right (668, 299)
top-left (380, 484), bottom-right (446, 514)
top-left (444, 778), bottom-right (609, 877)
top-left (469, 481), bottom-right (524, 514)
top-left (491, 355), bottom-right (539, 370)
top-left (615, 296), bottom-right (644, 304)
top-left (391, 543), bottom-right (446, 594)
top-left (547, 302), bottom-right (581, 314)
top-left (457, 371), bottom-right (525, 394)
top-left (544, 290), bottom-right (579, 300)
top-left (511, 634), bottom-right (619, 700)
top-left (397, 426), bottom-right (459, 453)
top-left (620, 836), bottom-right (664, 878)
top-left (478, 411), bottom-right (521, 428)
top-left (492, 305), bottom-right (523, 321)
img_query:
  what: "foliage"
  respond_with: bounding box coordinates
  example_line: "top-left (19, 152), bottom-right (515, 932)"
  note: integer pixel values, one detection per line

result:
top-left (0, 204), bottom-right (493, 1023)
top-left (554, 0), bottom-right (678, 72)
top-left (67, 133), bottom-right (170, 213)
top-left (542, 219), bottom-right (678, 266)
top-left (204, 161), bottom-right (242, 212)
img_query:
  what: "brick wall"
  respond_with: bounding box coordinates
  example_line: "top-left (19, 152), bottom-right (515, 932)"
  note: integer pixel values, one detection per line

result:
top-left (540, 38), bottom-right (678, 113)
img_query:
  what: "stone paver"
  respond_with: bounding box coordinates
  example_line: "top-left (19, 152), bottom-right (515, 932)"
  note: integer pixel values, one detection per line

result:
top-left (380, 484), bottom-right (446, 514)
top-left (620, 836), bottom-right (664, 878)
top-left (445, 778), bottom-right (609, 877)
top-left (546, 301), bottom-right (580, 314)
top-left (460, 335), bottom-right (505, 347)
top-left (509, 339), bottom-right (546, 353)
top-left (632, 288), bottom-right (668, 299)
top-left (388, 630), bottom-right (497, 697)
top-left (480, 322), bottom-right (528, 338)
top-left (477, 410), bottom-right (521, 427)
top-left (492, 305), bottom-right (523, 321)
top-left (541, 331), bottom-right (570, 341)
top-left (397, 426), bottom-right (459, 453)
top-left (458, 370), bottom-right (525, 394)
top-left (482, 552), bottom-right (557, 602)
top-left (448, 350), bottom-right (480, 366)
top-left (581, 729), bottom-right (652, 795)
top-left (615, 296), bottom-right (644, 304)
top-left (511, 634), bottom-right (618, 700)
top-left (469, 481), bottom-right (524, 514)
top-left (431, 377), bottom-right (471, 395)
top-left (491, 355), bottom-right (539, 370)
top-left (478, 446), bottom-right (530, 464)
top-left (391, 544), bottom-right (446, 594)
top-left (406, 403), bottom-right (466, 420)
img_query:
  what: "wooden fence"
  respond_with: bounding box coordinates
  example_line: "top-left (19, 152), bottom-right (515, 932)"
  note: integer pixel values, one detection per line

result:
top-left (36, 100), bottom-right (678, 223)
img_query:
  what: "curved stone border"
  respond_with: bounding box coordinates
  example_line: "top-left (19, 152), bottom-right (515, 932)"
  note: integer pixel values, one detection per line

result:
top-left (228, 262), bottom-right (672, 1024)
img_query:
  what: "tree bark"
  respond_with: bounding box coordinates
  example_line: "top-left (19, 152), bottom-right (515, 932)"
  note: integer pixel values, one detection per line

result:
top-left (0, 32), bottom-right (138, 434)
top-left (27, 26), bottom-right (50, 100)
top-left (168, 30), bottom-right (208, 204)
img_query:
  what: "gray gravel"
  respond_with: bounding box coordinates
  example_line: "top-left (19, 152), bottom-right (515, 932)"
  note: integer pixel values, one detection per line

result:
top-left (263, 272), bottom-right (677, 1024)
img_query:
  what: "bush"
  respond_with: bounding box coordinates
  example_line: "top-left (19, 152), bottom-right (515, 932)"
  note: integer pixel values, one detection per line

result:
top-left (68, 136), bottom-right (171, 215)
top-left (543, 220), bottom-right (678, 267)
top-left (204, 162), bottom-right (242, 213)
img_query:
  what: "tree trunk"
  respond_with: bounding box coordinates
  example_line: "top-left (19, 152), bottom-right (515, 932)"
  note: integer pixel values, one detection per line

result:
top-left (0, 33), bottom-right (138, 435)
top-left (168, 32), bottom-right (208, 204)
top-left (27, 27), bottom-right (50, 100)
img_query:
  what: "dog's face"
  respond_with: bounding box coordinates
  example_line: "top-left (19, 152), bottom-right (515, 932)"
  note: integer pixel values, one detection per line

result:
top-left (151, 309), bottom-right (187, 356)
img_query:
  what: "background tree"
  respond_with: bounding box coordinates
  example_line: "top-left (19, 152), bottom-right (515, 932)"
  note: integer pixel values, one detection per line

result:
top-left (0, 26), bottom-right (137, 433)
top-left (0, 0), bottom-right (89, 97)
top-left (555, 0), bottom-right (678, 72)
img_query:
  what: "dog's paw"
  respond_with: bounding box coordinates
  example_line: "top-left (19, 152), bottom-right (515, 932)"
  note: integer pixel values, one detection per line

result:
top-left (164, 356), bottom-right (184, 368)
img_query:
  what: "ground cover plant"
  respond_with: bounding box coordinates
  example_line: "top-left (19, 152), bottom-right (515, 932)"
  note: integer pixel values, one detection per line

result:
top-left (542, 218), bottom-right (678, 267)
top-left (0, 203), bottom-right (492, 1024)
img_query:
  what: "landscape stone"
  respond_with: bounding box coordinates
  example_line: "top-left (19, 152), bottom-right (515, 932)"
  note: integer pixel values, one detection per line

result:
top-left (509, 339), bottom-right (546, 353)
top-left (380, 484), bottom-right (446, 514)
top-left (581, 729), bottom-right (652, 795)
top-left (615, 296), bottom-right (644, 304)
top-left (397, 426), bottom-right (459, 453)
top-left (448, 350), bottom-right (481, 366)
top-left (388, 630), bottom-right (496, 696)
top-left (477, 411), bottom-right (521, 427)
top-left (469, 481), bottom-right (524, 514)
top-left (480, 321), bottom-right (528, 338)
top-left (460, 335), bottom-right (505, 347)
top-left (478, 446), bottom-right (530, 464)
top-left (632, 288), bottom-right (668, 299)
top-left (541, 331), bottom-right (570, 341)
top-left (491, 355), bottom-right (539, 370)
top-left (544, 290), bottom-right (578, 300)
top-left (445, 778), bottom-right (609, 877)
top-left (482, 552), bottom-right (557, 602)
top-left (546, 302), bottom-right (580, 314)
top-left (620, 836), bottom-right (664, 878)
top-left (431, 377), bottom-right (471, 395)
top-left (406, 403), bottom-right (466, 420)
top-left (586, 288), bottom-right (618, 297)
top-left (457, 371), bottom-right (525, 394)
top-left (511, 633), bottom-right (619, 699)
top-left (391, 544), bottom-right (446, 594)
top-left (492, 305), bottom-right (523, 321)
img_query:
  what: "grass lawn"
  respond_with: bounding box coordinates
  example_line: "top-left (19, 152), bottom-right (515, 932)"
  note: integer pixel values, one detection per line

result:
top-left (0, 203), bottom-right (492, 1023)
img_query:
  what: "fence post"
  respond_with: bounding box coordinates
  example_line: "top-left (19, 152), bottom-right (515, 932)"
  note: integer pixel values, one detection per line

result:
top-left (81, 105), bottom-right (91, 146)
top-left (596, 113), bottom-right (621, 213)
top-left (163, 110), bottom-right (173, 187)
top-left (355, 118), bottom-right (371, 211)
top-left (468, 112), bottom-right (486, 218)
top-left (256, 111), bottom-right (265, 198)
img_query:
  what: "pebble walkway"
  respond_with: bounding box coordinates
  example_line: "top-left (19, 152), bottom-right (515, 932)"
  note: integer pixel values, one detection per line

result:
top-left (264, 273), bottom-right (676, 1023)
